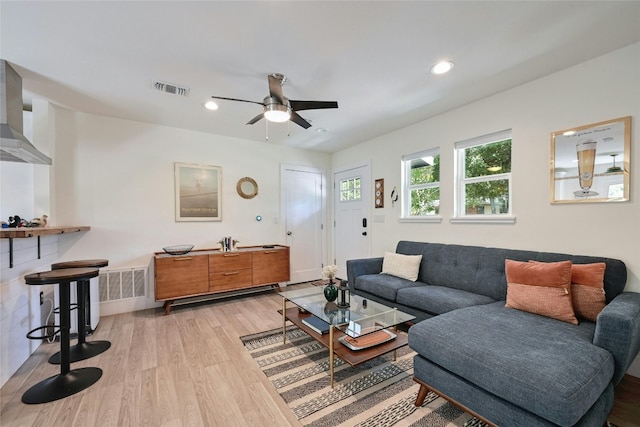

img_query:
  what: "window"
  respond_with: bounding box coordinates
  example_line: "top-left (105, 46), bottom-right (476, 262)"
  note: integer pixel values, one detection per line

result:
top-left (608, 183), bottom-right (623, 198)
top-left (401, 148), bottom-right (440, 220)
top-left (340, 177), bottom-right (361, 201)
top-left (454, 130), bottom-right (513, 222)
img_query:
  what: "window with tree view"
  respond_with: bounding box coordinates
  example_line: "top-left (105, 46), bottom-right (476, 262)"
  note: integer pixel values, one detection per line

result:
top-left (455, 130), bottom-right (512, 217)
top-left (402, 148), bottom-right (440, 217)
top-left (340, 177), bottom-right (361, 201)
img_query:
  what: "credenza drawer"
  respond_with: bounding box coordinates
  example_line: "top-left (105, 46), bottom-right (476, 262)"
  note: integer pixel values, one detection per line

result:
top-left (209, 252), bottom-right (252, 272)
top-left (209, 269), bottom-right (253, 291)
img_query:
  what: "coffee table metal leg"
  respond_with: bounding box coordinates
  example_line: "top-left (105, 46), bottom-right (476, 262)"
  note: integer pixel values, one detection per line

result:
top-left (393, 326), bottom-right (398, 361)
top-left (282, 298), bottom-right (287, 344)
top-left (329, 326), bottom-right (334, 388)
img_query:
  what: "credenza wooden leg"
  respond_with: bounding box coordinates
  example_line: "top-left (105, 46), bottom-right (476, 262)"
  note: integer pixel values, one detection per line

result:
top-left (163, 300), bottom-right (173, 315)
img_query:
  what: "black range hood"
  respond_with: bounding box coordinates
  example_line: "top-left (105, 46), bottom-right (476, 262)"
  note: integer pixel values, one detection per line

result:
top-left (1, 59), bottom-right (52, 165)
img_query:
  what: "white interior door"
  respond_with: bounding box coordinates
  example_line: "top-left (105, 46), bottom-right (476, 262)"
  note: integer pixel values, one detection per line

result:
top-left (282, 165), bottom-right (325, 283)
top-left (334, 163), bottom-right (371, 280)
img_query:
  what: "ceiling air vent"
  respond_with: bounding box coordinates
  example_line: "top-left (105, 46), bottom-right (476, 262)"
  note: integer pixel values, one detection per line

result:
top-left (152, 80), bottom-right (190, 97)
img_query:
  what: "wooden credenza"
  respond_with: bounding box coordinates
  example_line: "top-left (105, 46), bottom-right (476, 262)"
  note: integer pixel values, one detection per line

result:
top-left (154, 245), bottom-right (290, 314)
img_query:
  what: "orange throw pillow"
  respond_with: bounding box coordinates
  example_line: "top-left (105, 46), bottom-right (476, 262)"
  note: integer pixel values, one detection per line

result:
top-left (571, 263), bottom-right (606, 322)
top-left (529, 261), bottom-right (607, 322)
top-left (505, 259), bottom-right (578, 325)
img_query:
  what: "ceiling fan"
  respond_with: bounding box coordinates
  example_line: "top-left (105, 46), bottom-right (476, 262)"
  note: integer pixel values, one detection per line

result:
top-left (209, 73), bottom-right (338, 129)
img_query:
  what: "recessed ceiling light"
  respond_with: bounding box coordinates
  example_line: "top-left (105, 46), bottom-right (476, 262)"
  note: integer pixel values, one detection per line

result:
top-left (204, 100), bottom-right (219, 110)
top-left (430, 61), bottom-right (454, 75)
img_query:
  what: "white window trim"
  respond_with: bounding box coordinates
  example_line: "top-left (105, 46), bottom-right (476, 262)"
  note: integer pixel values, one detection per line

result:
top-left (453, 129), bottom-right (515, 223)
top-left (450, 216), bottom-right (516, 224)
top-left (399, 216), bottom-right (443, 223)
top-left (401, 147), bottom-right (441, 220)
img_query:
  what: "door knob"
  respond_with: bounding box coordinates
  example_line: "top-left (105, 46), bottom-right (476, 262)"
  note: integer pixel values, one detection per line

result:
top-left (287, 231), bottom-right (292, 235)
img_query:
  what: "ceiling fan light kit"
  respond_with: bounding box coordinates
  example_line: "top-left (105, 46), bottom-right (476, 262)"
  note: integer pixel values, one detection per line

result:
top-left (209, 73), bottom-right (338, 130)
top-left (263, 97), bottom-right (291, 123)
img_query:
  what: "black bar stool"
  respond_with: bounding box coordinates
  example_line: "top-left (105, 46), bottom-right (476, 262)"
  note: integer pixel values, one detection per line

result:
top-left (49, 259), bottom-right (110, 364)
top-left (23, 268), bottom-right (103, 404)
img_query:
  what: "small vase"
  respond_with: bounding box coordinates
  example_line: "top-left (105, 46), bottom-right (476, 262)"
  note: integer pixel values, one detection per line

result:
top-left (324, 279), bottom-right (338, 302)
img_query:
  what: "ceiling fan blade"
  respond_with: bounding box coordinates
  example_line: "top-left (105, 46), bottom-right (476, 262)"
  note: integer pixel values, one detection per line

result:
top-left (289, 100), bottom-right (338, 111)
top-left (246, 113), bottom-right (264, 125)
top-left (290, 112), bottom-right (312, 129)
top-left (268, 74), bottom-right (285, 104)
top-left (210, 96), bottom-right (264, 106)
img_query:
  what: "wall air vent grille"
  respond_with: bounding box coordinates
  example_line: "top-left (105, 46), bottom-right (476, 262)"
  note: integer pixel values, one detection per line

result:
top-left (152, 80), bottom-right (190, 97)
top-left (99, 267), bottom-right (147, 302)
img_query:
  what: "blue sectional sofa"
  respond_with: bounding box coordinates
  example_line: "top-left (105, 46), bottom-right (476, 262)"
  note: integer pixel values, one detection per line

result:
top-left (346, 241), bottom-right (640, 427)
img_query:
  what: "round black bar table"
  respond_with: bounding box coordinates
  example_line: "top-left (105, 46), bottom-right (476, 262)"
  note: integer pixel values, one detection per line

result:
top-left (22, 268), bottom-right (103, 404)
top-left (49, 259), bottom-right (111, 363)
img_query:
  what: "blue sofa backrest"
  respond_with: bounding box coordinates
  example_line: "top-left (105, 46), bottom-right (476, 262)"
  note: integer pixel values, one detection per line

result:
top-left (396, 241), bottom-right (627, 302)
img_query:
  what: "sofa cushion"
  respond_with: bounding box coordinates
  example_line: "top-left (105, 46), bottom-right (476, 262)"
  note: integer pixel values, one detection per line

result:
top-left (396, 285), bottom-right (495, 316)
top-left (505, 259), bottom-right (578, 324)
top-left (354, 274), bottom-right (423, 302)
top-left (381, 251), bottom-right (422, 281)
top-left (396, 242), bottom-right (519, 300)
top-left (408, 302), bottom-right (613, 426)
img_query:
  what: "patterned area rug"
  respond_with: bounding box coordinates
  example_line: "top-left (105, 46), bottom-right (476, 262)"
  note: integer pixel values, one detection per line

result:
top-left (241, 326), bottom-right (488, 427)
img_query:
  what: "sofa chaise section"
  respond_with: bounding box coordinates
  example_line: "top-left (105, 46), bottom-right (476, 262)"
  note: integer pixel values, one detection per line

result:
top-left (410, 302), bottom-right (614, 426)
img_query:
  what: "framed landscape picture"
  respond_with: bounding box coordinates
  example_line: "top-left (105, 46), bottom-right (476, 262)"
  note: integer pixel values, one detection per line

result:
top-left (174, 162), bottom-right (222, 221)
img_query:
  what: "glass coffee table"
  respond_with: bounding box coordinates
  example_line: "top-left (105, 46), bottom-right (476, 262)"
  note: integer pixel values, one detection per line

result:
top-left (279, 286), bottom-right (415, 387)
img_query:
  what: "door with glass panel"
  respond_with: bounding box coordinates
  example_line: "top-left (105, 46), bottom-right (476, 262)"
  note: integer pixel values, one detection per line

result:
top-left (334, 163), bottom-right (371, 280)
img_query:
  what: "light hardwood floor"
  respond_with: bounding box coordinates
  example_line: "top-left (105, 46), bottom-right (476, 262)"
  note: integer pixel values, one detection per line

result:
top-left (1, 286), bottom-right (638, 427)
top-left (1, 289), bottom-right (302, 427)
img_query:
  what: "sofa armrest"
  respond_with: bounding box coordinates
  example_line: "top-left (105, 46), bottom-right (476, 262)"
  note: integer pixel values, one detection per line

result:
top-left (593, 291), bottom-right (640, 386)
top-left (346, 257), bottom-right (384, 287)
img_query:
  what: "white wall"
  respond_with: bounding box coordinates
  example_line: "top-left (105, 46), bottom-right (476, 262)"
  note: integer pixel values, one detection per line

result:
top-left (51, 109), bottom-right (332, 310)
top-left (332, 42), bottom-right (640, 375)
top-left (0, 111), bottom-right (35, 222)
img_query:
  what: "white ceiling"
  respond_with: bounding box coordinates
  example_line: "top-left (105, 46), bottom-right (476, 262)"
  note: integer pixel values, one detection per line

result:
top-left (2, 1), bottom-right (639, 153)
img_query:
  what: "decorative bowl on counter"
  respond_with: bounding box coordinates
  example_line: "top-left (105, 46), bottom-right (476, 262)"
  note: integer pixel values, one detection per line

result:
top-left (162, 244), bottom-right (194, 255)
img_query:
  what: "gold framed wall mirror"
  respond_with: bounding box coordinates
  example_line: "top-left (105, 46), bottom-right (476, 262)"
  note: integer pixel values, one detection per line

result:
top-left (550, 116), bottom-right (631, 204)
top-left (236, 177), bottom-right (258, 199)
